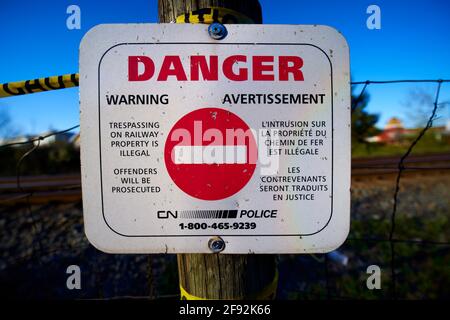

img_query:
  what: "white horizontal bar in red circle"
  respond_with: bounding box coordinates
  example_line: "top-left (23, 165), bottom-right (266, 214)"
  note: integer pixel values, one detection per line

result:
top-left (173, 145), bottom-right (247, 164)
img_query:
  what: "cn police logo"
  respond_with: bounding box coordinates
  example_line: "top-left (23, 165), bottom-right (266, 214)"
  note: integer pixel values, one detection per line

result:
top-left (164, 108), bottom-right (258, 200)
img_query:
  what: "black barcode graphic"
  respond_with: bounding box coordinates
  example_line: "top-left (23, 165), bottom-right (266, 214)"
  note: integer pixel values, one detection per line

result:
top-left (179, 210), bottom-right (238, 219)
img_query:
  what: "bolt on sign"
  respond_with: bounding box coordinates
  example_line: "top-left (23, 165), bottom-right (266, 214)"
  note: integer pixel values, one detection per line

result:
top-left (80, 24), bottom-right (350, 253)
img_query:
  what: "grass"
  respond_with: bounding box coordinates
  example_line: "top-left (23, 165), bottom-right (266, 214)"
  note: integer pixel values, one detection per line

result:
top-left (352, 131), bottom-right (450, 158)
top-left (332, 211), bottom-right (449, 299)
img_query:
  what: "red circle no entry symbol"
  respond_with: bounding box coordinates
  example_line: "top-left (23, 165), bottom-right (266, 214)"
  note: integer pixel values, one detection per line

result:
top-left (164, 108), bottom-right (257, 201)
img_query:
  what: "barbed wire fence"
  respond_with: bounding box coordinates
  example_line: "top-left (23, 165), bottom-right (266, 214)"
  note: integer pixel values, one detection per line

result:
top-left (0, 79), bottom-right (449, 299)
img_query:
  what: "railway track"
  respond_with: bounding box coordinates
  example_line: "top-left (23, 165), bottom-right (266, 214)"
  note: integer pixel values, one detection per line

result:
top-left (351, 153), bottom-right (450, 176)
top-left (1, 153), bottom-right (449, 205)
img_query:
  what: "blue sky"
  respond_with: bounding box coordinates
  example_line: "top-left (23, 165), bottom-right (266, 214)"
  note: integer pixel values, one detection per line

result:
top-left (1, 0), bottom-right (449, 136)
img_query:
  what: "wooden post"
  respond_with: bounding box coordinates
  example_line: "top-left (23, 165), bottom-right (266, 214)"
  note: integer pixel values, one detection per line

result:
top-left (158, 0), bottom-right (262, 24)
top-left (158, 0), bottom-right (277, 300)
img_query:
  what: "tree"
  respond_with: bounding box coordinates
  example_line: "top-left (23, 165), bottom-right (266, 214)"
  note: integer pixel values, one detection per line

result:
top-left (403, 87), bottom-right (448, 128)
top-left (351, 91), bottom-right (380, 147)
top-left (0, 108), bottom-right (19, 139)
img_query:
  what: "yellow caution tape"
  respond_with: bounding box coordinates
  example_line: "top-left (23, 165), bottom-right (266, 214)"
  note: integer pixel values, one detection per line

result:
top-left (0, 73), bottom-right (79, 98)
top-left (180, 269), bottom-right (278, 300)
top-left (180, 285), bottom-right (206, 300)
top-left (176, 7), bottom-right (254, 24)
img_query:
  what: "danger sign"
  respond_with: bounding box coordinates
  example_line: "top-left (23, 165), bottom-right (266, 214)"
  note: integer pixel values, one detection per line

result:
top-left (164, 108), bottom-right (257, 201)
top-left (80, 23), bottom-right (350, 254)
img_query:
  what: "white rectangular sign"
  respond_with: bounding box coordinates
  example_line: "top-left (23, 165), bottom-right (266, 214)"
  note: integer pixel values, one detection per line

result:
top-left (80, 23), bottom-right (350, 253)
